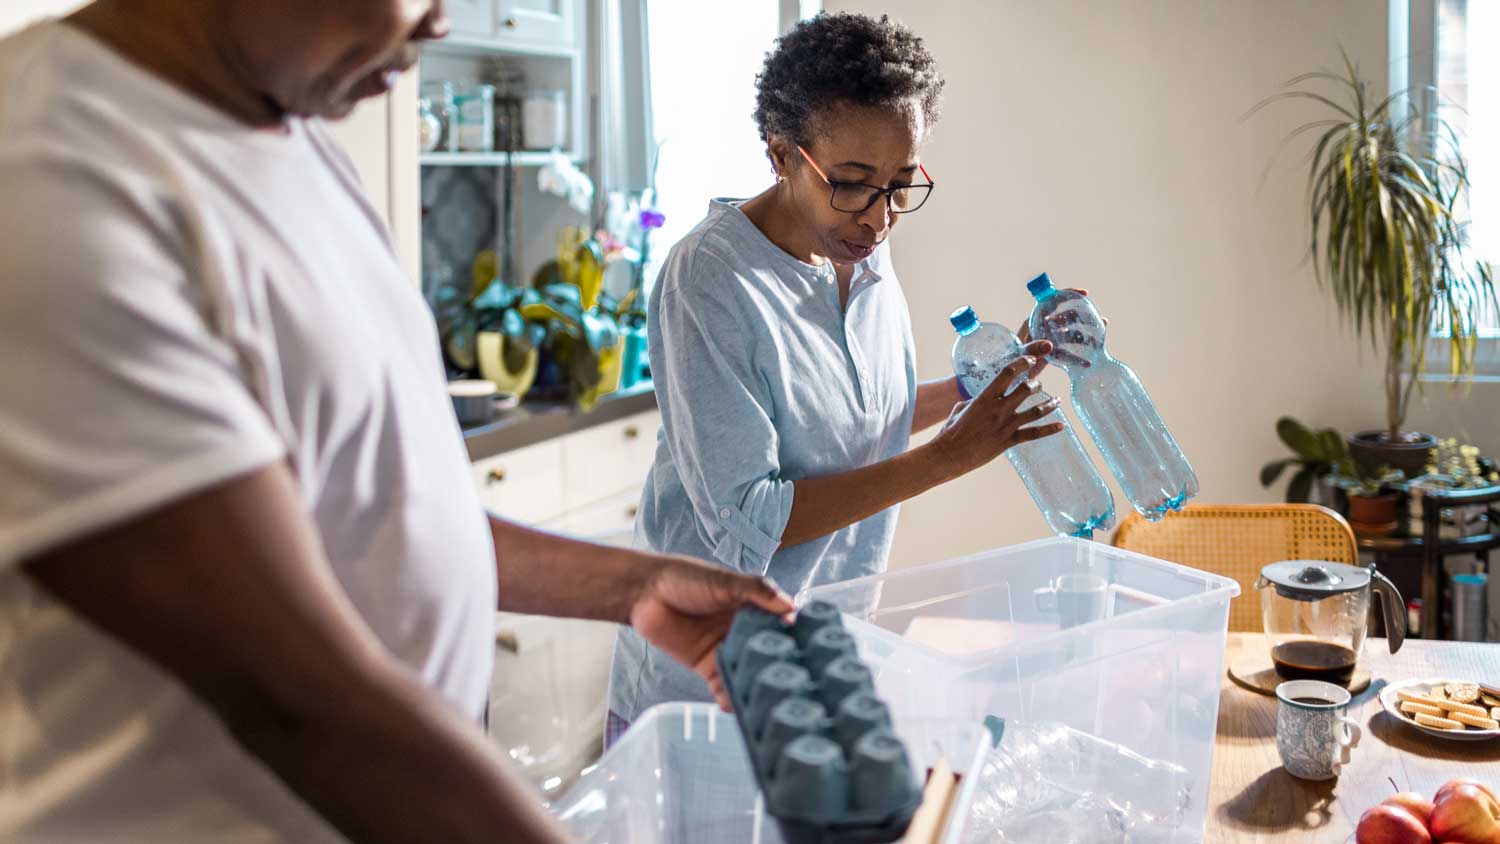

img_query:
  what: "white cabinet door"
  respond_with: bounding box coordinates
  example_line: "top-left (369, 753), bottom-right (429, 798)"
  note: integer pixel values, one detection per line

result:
top-left (496, 0), bottom-right (576, 50)
top-left (446, 0), bottom-right (495, 37)
top-left (488, 612), bottom-right (615, 794)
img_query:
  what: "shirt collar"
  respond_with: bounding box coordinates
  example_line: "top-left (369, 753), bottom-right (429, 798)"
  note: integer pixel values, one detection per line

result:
top-left (713, 198), bottom-right (884, 287)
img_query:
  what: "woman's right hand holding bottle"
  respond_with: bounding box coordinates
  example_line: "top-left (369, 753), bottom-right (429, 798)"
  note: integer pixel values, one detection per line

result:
top-left (929, 340), bottom-right (1065, 478)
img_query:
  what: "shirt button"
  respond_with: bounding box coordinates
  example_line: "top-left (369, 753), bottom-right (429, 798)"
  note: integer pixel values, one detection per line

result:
top-left (719, 508), bottom-right (731, 519)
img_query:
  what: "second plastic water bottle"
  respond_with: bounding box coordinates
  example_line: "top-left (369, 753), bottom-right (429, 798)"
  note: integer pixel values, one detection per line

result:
top-left (950, 307), bottom-right (1115, 538)
top-left (1025, 273), bottom-right (1198, 520)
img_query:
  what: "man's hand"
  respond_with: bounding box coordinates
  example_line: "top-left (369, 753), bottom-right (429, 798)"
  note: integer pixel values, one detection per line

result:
top-left (488, 518), bottom-right (794, 710)
top-left (628, 557), bottom-right (794, 709)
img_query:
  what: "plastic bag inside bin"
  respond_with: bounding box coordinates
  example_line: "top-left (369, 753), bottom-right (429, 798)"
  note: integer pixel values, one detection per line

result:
top-left (552, 702), bottom-right (989, 844)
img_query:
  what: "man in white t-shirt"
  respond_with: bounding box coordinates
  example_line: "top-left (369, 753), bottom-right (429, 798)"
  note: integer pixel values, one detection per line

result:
top-left (0, 2), bottom-right (792, 842)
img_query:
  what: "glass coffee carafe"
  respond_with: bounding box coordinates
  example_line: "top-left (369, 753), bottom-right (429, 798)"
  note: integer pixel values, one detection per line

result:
top-left (1255, 560), bottom-right (1406, 685)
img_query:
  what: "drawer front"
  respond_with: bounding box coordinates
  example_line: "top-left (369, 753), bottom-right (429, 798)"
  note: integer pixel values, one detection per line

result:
top-left (553, 488), bottom-right (641, 542)
top-left (472, 440), bottom-right (564, 525)
top-left (560, 410), bottom-right (661, 510)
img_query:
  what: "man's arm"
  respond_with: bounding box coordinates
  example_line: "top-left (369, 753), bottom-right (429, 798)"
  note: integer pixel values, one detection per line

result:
top-left (25, 463), bottom-right (569, 844)
top-left (488, 517), bottom-right (794, 706)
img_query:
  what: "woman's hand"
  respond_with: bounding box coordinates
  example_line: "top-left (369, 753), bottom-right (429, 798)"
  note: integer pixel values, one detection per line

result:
top-left (1018, 287), bottom-right (1106, 369)
top-left (928, 340), bottom-right (1065, 478)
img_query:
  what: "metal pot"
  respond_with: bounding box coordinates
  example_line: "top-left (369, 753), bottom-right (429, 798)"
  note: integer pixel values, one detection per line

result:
top-left (1347, 430), bottom-right (1438, 478)
top-left (448, 379), bottom-right (497, 427)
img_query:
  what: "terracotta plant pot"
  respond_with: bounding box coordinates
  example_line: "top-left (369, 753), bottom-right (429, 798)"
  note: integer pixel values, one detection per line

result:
top-left (1348, 430), bottom-right (1439, 478)
top-left (1347, 492), bottom-right (1401, 537)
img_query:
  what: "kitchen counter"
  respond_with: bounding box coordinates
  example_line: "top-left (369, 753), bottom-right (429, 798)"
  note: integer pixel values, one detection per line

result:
top-left (462, 382), bottom-right (657, 461)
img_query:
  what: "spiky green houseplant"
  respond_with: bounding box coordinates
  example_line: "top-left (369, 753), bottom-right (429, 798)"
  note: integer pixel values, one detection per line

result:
top-left (1257, 53), bottom-right (1494, 445)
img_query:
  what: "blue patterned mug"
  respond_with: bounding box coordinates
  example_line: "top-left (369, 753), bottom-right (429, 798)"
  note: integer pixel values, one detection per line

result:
top-left (1275, 680), bottom-right (1362, 781)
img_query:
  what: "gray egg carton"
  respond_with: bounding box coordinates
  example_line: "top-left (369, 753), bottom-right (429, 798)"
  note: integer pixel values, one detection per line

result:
top-left (715, 601), bottom-right (921, 844)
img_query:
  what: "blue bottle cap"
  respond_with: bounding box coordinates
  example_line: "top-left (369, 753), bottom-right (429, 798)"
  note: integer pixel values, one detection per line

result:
top-left (1026, 272), bottom-right (1056, 298)
top-left (949, 306), bottom-right (979, 335)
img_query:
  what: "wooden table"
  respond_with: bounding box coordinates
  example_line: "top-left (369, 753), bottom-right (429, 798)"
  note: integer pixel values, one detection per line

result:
top-left (1210, 633), bottom-right (1500, 842)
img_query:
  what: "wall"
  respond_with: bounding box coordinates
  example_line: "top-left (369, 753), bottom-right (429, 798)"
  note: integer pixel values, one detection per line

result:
top-left (827, 0), bottom-right (1497, 568)
top-left (0, 0), bottom-right (83, 36)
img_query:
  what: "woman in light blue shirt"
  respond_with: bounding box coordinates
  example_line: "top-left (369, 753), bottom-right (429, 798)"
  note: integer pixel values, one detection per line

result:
top-left (608, 13), bottom-right (1063, 736)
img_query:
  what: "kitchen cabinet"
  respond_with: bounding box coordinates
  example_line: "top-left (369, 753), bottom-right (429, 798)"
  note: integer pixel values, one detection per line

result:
top-left (495, 0), bottom-right (578, 51)
top-left (476, 408), bottom-right (659, 529)
top-left (560, 412), bottom-right (658, 510)
top-left (472, 439), bottom-right (566, 526)
top-left (477, 407), bottom-right (660, 795)
top-left (446, 0), bottom-right (495, 37)
top-left (488, 610), bottom-right (617, 798)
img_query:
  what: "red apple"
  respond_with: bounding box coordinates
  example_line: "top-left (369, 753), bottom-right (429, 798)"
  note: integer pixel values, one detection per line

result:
top-left (1358, 805), bottom-right (1432, 844)
top-left (1384, 792), bottom-right (1435, 829)
top-left (1438, 779), bottom-right (1500, 808)
top-left (1431, 783), bottom-right (1500, 844)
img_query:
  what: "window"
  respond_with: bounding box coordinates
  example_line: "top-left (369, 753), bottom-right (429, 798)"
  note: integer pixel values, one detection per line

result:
top-left (640, 1), bottom-right (818, 290)
top-left (1437, 1), bottom-right (1497, 270)
top-left (1405, 0), bottom-right (1500, 374)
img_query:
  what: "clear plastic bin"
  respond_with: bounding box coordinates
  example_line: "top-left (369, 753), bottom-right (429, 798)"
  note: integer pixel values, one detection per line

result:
top-left (552, 703), bottom-right (992, 843)
top-left (800, 537), bottom-right (1238, 842)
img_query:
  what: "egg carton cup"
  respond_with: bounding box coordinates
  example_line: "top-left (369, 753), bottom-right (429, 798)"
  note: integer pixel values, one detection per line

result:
top-left (716, 603), bottom-right (922, 844)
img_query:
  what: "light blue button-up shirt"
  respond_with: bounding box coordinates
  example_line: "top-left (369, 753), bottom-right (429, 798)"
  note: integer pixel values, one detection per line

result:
top-left (609, 199), bottom-right (917, 720)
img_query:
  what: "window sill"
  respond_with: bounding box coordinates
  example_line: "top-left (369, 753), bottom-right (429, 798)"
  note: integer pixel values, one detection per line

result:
top-left (1423, 336), bottom-right (1500, 381)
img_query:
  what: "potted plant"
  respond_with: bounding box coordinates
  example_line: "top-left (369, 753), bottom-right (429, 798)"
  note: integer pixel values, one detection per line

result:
top-left (432, 250), bottom-right (548, 398)
top-left (1331, 459), bottom-right (1405, 536)
top-left (1408, 439), bottom-right (1500, 537)
top-left (1257, 52), bottom-right (1495, 476)
top-left (1260, 416), bottom-right (1348, 506)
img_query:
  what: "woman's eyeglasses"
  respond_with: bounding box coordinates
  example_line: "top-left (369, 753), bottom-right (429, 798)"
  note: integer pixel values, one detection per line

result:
top-left (796, 145), bottom-right (934, 214)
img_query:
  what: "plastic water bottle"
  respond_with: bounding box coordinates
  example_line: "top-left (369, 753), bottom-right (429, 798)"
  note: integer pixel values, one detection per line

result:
top-left (1025, 273), bottom-right (1198, 521)
top-left (950, 307), bottom-right (1115, 538)
top-left (961, 720), bottom-right (1193, 844)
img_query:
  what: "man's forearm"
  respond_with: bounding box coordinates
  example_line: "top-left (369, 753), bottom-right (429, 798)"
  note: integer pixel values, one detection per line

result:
top-left (488, 516), bottom-right (650, 622)
top-left (238, 660), bottom-right (568, 844)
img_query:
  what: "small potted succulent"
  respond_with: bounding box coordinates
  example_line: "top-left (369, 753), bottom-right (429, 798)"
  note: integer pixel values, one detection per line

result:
top-left (1331, 459), bottom-right (1406, 536)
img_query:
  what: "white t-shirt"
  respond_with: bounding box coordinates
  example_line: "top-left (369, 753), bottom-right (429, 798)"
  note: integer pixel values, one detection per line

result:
top-left (0, 22), bottom-right (498, 842)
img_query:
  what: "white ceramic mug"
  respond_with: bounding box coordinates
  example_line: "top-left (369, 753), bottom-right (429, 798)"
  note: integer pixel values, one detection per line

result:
top-left (1275, 680), bottom-right (1362, 781)
top-left (1033, 574), bottom-right (1108, 628)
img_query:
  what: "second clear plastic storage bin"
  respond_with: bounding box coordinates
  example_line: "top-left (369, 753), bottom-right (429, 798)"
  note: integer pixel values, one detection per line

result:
top-left (801, 537), bottom-right (1238, 842)
top-left (554, 703), bottom-right (993, 844)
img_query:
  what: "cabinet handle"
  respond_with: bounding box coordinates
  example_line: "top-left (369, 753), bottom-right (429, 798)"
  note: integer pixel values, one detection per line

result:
top-left (624, 425), bottom-right (640, 440)
top-left (487, 467), bottom-right (507, 484)
top-left (496, 630), bottom-right (520, 654)
top-left (503, 16), bottom-right (518, 28)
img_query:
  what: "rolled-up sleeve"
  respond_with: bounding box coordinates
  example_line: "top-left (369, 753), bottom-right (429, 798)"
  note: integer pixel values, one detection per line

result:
top-left (651, 254), bottom-right (794, 573)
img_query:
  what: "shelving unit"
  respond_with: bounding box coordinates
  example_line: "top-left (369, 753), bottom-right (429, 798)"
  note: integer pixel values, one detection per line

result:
top-left (419, 151), bottom-right (577, 168)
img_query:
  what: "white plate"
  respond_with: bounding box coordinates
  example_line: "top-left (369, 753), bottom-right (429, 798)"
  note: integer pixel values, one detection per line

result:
top-left (1379, 677), bottom-right (1500, 742)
